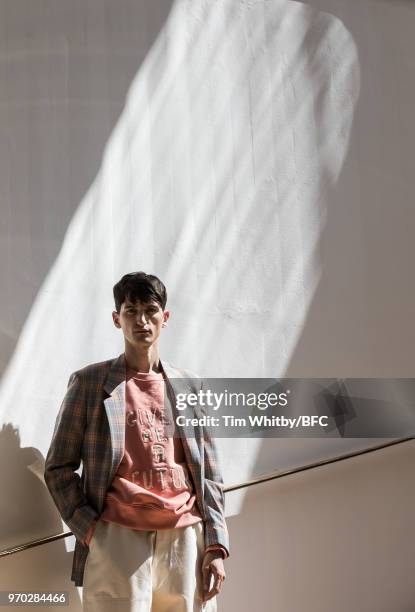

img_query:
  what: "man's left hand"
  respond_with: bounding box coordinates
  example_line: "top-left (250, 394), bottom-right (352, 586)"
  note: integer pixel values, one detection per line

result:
top-left (201, 550), bottom-right (226, 603)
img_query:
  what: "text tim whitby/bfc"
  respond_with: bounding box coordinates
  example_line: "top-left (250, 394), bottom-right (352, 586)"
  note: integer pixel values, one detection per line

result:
top-left (176, 414), bottom-right (329, 429)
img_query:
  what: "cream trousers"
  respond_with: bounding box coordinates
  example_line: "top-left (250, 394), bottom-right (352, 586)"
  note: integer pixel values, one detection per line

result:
top-left (82, 519), bottom-right (218, 612)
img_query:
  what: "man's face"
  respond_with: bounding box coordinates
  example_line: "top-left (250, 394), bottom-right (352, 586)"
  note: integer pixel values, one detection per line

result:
top-left (112, 297), bottom-right (169, 347)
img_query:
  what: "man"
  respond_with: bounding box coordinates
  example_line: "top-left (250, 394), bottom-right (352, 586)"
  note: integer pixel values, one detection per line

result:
top-left (44, 272), bottom-right (229, 611)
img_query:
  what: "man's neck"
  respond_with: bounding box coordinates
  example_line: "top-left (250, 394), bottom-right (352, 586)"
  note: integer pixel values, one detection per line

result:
top-left (124, 344), bottom-right (161, 373)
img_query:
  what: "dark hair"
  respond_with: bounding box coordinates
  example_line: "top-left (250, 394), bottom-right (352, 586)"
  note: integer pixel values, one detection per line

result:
top-left (113, 272), bottom-right (167, 313)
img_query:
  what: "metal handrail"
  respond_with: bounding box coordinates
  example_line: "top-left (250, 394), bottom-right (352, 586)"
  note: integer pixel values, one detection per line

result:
top-left (1, 436), bottom-right (413, 558)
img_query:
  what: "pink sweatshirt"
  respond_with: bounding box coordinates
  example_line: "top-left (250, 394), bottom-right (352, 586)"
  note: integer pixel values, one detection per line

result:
top-left (84, 365), bottom-right (228, 559)
top-left (99, 368), bottom-right (203, 529)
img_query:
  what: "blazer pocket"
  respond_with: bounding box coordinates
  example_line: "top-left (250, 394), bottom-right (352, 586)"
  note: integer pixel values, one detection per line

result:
top-left (87, 519), bottom-right (101, 550)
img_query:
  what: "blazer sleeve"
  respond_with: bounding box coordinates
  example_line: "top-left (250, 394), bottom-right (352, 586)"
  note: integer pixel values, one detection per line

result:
top-left (200, 380), bottom-right (230, 557)
top-left (44, 371), bottom-right (99, 544)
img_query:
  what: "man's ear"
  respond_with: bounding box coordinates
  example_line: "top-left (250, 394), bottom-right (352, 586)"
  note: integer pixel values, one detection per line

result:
top-left (162, 310), bottom-right (170, 327)
top-left (112, 310), bottom-right (121, 328)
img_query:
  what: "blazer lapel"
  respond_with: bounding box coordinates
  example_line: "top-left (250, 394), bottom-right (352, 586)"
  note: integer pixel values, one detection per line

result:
top-left (103, 352), bottom-right (127, 486)
top-left (159, 359), bottom-right (202, 465)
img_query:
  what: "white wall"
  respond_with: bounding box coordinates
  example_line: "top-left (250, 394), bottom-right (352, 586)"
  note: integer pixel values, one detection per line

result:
top-left (221, 438), bottom-right (415, 612)
top-left (0, 0), bottom-right (414, 609)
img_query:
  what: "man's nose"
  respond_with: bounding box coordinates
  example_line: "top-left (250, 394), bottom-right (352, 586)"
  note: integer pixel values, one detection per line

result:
top-left (136, 312), bottom-right (147, 325)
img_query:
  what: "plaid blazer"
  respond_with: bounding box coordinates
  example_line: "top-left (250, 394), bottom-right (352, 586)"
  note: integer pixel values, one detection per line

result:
top-left (44, 353), bottom-right (229, 587)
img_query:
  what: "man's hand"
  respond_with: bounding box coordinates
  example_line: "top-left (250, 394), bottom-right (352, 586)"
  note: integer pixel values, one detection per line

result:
top-left (201, 550), bottom-right (226, 603)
